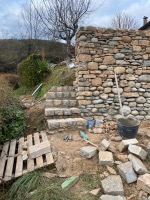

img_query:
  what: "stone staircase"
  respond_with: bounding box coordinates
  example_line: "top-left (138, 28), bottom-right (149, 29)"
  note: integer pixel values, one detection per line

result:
top-left (45, 86), bottom-right (87, 130)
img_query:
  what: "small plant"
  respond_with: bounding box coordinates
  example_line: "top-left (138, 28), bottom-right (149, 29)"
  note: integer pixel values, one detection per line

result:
top-left (0, 108), bottom-right (27, 142)
top-left (18, 54), bottom-right (51, 87)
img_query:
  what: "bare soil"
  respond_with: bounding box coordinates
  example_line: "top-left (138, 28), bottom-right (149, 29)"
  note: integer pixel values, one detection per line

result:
top-left (25, 101), bottom-right (150, 200)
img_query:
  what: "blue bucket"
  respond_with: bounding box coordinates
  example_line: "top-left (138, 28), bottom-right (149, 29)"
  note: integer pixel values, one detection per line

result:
top-left (87, 120), bottom-right (95, 129)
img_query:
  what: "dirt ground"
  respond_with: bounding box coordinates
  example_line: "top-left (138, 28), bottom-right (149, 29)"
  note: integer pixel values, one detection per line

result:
top-left (25, 101), bottom-right (150, 200)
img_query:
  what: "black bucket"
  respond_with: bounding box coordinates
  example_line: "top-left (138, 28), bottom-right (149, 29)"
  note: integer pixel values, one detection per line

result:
top-left (117, 117), bottom-right (140, 139)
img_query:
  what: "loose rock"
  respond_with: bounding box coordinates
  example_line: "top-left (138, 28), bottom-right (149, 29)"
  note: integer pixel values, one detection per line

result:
top-left (128, 144), bottom-right (147, 160)
top-left (100, 195), bottom-right (126, 200)
top-left (101, 175), bottom-right (124, 196)
top-left (99, 151), bottom-right (114, 166)
top-left (117, 161), bottom-right (137, 184)
top-left (137, 174), bottom-right (150, 194)
top-left (128, 154), bottom-right (148, 175)
top-left (118, 139), bottom-right (139, 152)
top-left (80, 146), bottom-right (98, 158)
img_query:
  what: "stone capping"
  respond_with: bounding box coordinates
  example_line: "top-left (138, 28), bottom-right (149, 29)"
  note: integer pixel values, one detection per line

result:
top-left (75, 27), bottom-right (150, 121)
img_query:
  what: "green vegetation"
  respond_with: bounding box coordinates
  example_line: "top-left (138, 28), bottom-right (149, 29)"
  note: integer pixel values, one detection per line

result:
top-left (7, 171), bottom-right (81, 200)
top-left (18, 54), bottom-right (51, 87)
top-left (0, 39), bottom-right (67, 73)
top-left (16, 65), bottom-right (75, 98)
top-left (0, 108), bottom-right (27, 142)
top-left (81, 173), bottom-right (100, 190)
top-left (0, 76), bottom-right (27, 142)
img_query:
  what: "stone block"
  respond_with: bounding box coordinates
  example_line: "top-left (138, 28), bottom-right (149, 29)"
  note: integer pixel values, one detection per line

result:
top-left (101, 175), bottom-right (124, 196)
top-left (101, 139), bottom-right (110, 150)
top-left (80, 146), bottom-right (98, 158)
top-left (88, 62), bottom-right (98, 70)
top-left (103, 56), bottom-right (116, 65)
top-left (114, 67), bottom-right (125, 74)
top-left (128, 154), bottom-right (148, 175)
top-left (118, 139), bottom-right (139, 152)
top-left (122, 92), bottom-right (139, 98)
top-left (128, 145), bottom-right (147, 160)
top-left (100, 195), bottom-right (126, 200)
top-left (148, 142), bottom-right (150, 159)
top-left (137, 174), bottom-right (150, 194)
top-left (28, 141), bottom-right (50, 159)
top-left (92, 78), bottom-right (102, 86)
top-left (99, 151), bottom-right (114, 166)
top-left (117, 161), bottom-right (137, 184)
top-left (78, 54), bottom-right (91, 62)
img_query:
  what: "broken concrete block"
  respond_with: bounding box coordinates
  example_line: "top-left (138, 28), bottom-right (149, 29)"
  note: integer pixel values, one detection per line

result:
top-left (148, 142), bottom-right (150, 159)
top-left (137, 174), bottom-right (150, 194)
top-left (117, 161), bottom-right (137, 184)
top-left (101, 175), bottom-right (124, 196)
top-left (89, 188), bottom-right (100, 196)
top-left (80, 146), bottom-right (98, 158)
top-left (118, 139), bottom-right (138, 152)
top-left (99, 151), bottom-right (114, 166)
top-left (116, 154), bottom-right (128, 163)
top-left (101, 139), bottom-right (110, 150)
top-left (108, 144), bottom-right (117, 153)
top-left (128, 145), bottom-right (147, 160)
top-left (100, 195), bottom-right (126, 200)
top-left (106, 166), bottom-right (117, 175)
top-left (28, 141), bottom-right (50, 159)
top-left (61, 176), bottom-right (79, 190)
top-left (128, 154), bottom-right (148, 175)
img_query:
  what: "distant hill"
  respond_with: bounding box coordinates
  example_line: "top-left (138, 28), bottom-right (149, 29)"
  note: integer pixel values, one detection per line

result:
top-left (0, 39), bottom-right (67, 73)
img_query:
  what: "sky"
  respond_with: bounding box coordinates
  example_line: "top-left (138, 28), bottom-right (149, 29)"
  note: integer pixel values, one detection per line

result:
top-left (0, 0), bottom-right (150, 39)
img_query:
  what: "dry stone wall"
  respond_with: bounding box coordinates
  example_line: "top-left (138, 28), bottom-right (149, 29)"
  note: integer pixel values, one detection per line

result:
top-left (75, 27), bottom-right (150, 121)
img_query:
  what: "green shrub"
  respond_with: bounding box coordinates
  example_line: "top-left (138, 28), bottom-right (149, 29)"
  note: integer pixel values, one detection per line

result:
top-left (18, 54), bottom-right (51, 87)
top-left (0, 108), bottom-right (27, 142)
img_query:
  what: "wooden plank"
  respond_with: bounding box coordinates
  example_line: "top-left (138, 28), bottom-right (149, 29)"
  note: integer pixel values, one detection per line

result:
top-left (40, 132), bottom-right (54, 165)
top-left (15, 137), bottom-right (24, 178)
top-left (34, 132), bottom-right (43, 168)
top-left (27, 135), bottom-right (34, 172)
top-left (0, 142), bottom-right (10, 182)
top-left (4, 140), bottom-right (16, 181)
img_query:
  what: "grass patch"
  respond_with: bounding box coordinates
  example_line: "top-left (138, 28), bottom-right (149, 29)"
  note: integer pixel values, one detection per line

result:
top-left (7, 171), bottom-right (83, 200)
top-left (81, 173), bottom-right (100, 191)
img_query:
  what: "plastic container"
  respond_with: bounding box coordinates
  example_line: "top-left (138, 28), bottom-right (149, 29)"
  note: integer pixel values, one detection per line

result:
top-left (117, 117), bottom-right (140, 139)
top-left (87, 120), bottom-right (95, 129)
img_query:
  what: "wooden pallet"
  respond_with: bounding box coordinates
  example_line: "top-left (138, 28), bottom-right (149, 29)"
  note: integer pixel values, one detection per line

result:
top-left (0, 132), bottom-right (55, 184)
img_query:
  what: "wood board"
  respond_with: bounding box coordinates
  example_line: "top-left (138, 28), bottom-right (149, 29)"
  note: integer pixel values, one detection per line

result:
top-left (0, 132), bottom-right (54, 184)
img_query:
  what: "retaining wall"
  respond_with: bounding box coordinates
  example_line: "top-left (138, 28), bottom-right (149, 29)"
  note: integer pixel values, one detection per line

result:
top-left (75, 27), bottom-right (150, 121)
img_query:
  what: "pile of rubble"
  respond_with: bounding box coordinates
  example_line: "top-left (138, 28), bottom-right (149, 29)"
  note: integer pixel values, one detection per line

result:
top-left (80, 130), bottom-right (150, 199)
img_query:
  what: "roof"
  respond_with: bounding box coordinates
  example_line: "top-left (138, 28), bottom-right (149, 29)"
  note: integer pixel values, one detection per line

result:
top-left (139, 21), bottom-right (150, 30)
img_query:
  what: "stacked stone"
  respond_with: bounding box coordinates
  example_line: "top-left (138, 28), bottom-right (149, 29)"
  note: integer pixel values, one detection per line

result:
top-left (75, 27), bottom-right (150, 121)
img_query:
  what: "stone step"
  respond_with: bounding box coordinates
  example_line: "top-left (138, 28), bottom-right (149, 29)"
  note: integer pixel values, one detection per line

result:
top-left (45, 107), bottom-right (80, 117)
top-left (50, 86), bottom-right (75, 92)
top-left (47, 118), bottom-right (87, 130)
top-left (45, 91), bottom-right (76, 100)
top-left (45, 99), bottom-right (77, 108)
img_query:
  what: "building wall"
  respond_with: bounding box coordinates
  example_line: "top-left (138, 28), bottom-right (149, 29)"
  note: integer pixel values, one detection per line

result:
top-left (75, 27), bottom-right (150, 121)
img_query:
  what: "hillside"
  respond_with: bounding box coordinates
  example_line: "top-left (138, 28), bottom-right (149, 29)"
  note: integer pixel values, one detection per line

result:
top-left (0, 39), bottom-right (67, 73)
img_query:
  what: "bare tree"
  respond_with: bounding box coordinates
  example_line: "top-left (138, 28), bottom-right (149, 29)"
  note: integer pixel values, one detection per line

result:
top-left (20, 1), bottom-right (45, 39)
top-left (31, 0), bottom-right (101, 63)
top-left (110, 11), bottom-right (138, 29)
